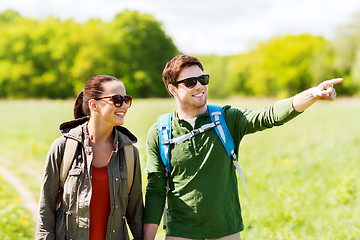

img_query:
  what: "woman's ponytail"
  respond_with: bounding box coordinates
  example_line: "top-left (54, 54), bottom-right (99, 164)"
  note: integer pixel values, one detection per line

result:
top-left (73, 90), bottom-right (87, 119)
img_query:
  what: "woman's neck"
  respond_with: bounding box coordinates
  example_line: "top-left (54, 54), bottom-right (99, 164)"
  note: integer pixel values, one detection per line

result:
top-left (87, 119), bottom-right (114, 144)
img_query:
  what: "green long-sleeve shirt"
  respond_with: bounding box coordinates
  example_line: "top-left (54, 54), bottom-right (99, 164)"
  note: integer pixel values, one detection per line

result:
top-left (144, 98), bottom-right (301, 239)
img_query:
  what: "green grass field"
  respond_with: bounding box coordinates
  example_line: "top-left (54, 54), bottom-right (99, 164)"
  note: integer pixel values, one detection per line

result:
top-left (0, 97), bottom-right (359, 239)
top-left (0, 175), bottom-right (35, 240)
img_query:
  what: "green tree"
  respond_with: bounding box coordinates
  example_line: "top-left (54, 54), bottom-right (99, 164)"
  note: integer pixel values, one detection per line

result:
top-left (0, 14), bottom-right (38, 98)
top-left (28, 18), bottom-right (83, 98)
top-left (70, 19), bottom-right (111, 94)
top-left (107, 10), bottom-right (177, 97)
top-left (0, 10), bottom-right (177, 98)
top-left (230, 34), bottom-right (329, 97)
top-left (197, 55), bottom-right (235, 98)
top-left (0, 9), bottom-right (20, 24)
top-left (330, 11), bottom-right (360, 95)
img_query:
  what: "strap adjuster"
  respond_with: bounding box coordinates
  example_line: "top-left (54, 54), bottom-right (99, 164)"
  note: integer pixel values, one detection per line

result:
top-left (191, 129), bottom-right (200, 137)
top-left (231, 152), bottom-right (237, 160)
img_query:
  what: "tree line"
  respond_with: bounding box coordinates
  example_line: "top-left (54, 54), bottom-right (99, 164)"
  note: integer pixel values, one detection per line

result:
top-left (0, 9), bottom-right (177, 98)
top-left (202, 12), bottom-right (360, 98)
top-left (1, 9), bottom-right (360, 99)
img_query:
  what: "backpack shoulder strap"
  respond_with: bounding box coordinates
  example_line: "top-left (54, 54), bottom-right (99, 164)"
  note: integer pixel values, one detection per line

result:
top-left (59, 138), bottom-right (78, 189)
top-left (157, 113), bottom-right (172, 230)
top-left (207, 105), bottom-right (250, 200)
top-left (207, 105), bottom-right (236, 160)
top-left (157, 113), bottom-right (172, 176)
top-left (124, 144), bottom-right (134, 194)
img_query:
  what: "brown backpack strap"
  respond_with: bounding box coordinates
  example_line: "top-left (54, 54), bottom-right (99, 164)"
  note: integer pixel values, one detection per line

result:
top-left (57, 138), bottom-right (78, 210)
top-left (124, 144), bottom-right (134, 194)
top-left (59, 138), bottom-right (78, 189)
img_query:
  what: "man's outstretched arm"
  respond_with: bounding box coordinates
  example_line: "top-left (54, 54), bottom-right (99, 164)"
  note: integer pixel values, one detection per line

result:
top-left (292, 78), bottom-right (343, 112)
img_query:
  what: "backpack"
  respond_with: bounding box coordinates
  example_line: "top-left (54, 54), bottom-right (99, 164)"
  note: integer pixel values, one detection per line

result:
top-left (157, 105), bottom-right (250, 228)
top-left (56, 138), bottom-right (135, 209)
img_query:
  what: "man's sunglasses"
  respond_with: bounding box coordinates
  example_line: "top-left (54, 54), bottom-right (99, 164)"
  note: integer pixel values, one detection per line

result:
top-left (172, 74), bottom-right (210, 88)
top-left (94, 94), bottom-right (132, 108)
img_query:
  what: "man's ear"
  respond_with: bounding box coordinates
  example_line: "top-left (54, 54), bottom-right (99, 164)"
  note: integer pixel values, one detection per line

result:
top-left (168, 84), bottom-right (177, 97)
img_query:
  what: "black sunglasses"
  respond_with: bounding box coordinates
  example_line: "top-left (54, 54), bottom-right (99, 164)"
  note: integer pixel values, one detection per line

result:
top-left (172, 74), bottom-right (210, 88)
top-left (94, 94), bottom-right (132, 108)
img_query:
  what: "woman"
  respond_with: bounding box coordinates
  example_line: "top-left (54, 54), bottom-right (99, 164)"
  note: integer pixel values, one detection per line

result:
top-left (35, 75), bottom-right (143, 240)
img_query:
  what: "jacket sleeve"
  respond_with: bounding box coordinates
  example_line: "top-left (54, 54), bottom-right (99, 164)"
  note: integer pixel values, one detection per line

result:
top-left (126, 146), bottom-right (144, 240)
top-left (35, 136), bottom-right (65, 240)
top-left (143, 123), bottom-right (167, 225)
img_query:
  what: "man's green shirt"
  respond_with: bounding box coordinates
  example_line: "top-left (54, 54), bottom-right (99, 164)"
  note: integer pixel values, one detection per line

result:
top-left (144, 98), bottom-right (301, 239)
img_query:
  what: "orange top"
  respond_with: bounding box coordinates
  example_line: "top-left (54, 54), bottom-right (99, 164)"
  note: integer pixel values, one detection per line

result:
top-left (89, 165), bottom-right (111, 240)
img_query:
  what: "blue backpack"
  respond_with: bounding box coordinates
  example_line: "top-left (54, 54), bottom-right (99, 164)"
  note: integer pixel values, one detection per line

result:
top-left (157, 105), bottom-right (250, 228)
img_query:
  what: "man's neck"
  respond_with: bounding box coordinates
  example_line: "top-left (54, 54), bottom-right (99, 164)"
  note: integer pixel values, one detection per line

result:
top-left (177, 105), bottom-right (207, 119)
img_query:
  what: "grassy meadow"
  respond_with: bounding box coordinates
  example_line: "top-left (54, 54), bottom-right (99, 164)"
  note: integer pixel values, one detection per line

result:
top-left (0, 97), bottom-right (359, 239)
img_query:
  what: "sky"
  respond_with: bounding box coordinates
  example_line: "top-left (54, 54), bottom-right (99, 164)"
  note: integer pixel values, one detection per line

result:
top-left (1, 0), bottom-right (360, 56)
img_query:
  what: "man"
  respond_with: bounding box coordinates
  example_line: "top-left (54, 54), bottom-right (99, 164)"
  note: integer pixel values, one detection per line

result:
top-left (143, 55), bottom-right (342, 240)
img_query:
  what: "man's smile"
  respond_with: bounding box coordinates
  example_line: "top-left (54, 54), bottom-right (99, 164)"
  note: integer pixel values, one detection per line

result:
top-left (192, 91), bottom-right (205, 97)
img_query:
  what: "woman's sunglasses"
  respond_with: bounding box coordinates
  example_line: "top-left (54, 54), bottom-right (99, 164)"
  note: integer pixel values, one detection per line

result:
top-left (172, 74), bottom-right (210, 89)
top-left (94, 95), bottom-right (132, 108)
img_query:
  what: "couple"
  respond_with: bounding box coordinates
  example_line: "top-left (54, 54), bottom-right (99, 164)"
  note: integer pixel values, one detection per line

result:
top-left (35, 55), bottom-right (342, 240)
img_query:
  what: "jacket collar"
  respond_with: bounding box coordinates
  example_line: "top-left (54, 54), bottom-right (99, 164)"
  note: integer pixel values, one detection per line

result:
top-left (59, 117), bottom-right (137, 148)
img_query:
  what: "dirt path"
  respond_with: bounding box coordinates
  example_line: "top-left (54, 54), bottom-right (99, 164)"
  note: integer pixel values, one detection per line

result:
top-left (0, 163), bottom-right (38, 221)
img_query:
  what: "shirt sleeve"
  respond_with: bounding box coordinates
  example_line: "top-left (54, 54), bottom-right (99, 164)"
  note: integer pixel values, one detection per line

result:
top-left (143, 123), bottom-right (168, 224)
top-left (227, 97), bottom-right (302, 140)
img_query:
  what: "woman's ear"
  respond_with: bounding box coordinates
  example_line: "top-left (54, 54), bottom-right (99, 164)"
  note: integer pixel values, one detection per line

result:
top-left (89, 99), bottom-right (97, 111)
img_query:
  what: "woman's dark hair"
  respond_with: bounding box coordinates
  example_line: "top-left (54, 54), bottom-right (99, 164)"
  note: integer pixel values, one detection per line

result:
top-left (74, 75), bottom-right (120, 119)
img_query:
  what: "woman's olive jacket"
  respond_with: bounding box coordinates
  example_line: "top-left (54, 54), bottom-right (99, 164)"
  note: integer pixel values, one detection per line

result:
top-left (35, 117), bottom-right (143, 240)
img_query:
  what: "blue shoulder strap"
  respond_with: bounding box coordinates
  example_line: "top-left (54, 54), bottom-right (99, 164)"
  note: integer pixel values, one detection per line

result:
top-left (208, 105), bottom-right (250, 200)
top-left (157, 106), bottom-right (250, 200)
top-left (158, 113), bottom-right (172, 176)
top-left (207, 105), bottom-right (236, 160)
top-left (157, 113), bottom-right (172, 230)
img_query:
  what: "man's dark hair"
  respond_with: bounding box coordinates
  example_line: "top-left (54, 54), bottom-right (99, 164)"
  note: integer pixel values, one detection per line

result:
top-left (162, 55), bottom-right (204, 95)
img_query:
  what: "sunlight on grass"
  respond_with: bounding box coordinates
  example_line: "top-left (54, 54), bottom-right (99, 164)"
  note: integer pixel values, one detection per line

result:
top-left (0, 97), bottom-right (359, 239)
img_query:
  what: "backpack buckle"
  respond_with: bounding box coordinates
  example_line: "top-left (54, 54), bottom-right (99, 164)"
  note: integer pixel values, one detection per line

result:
top-left (231, 151), bottom-right (237, 160)
top-left (191, 129), bottom-right (201, 137)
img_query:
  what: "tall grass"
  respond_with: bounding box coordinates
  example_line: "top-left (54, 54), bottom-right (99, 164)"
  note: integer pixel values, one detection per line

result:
top-left (0, 97), bottom-right (359, 239)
